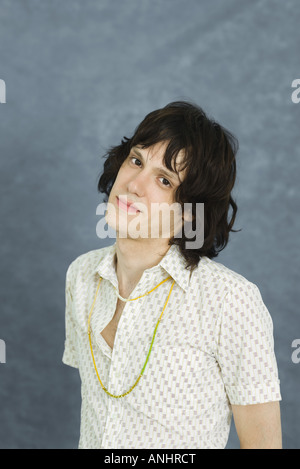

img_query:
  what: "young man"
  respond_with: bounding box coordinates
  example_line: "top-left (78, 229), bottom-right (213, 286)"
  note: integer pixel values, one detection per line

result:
top-left (63, 101), bottom-right (282, 449)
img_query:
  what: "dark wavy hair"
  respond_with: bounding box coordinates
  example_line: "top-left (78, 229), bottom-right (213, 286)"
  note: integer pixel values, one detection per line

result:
top-left (97, 101), bottom-right (240, 272)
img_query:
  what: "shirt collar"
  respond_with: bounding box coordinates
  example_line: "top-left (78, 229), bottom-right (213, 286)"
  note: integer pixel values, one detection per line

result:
top-left (159, 243), bottom-right (191, 292)
top-left (94, 242), bottom-right (192, 292)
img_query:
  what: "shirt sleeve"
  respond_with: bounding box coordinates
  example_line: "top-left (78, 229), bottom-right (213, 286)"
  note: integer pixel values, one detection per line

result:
top-left (215, 280), bottom-right (281, 405)
top-left (62, 262), bottom-right (79, 369)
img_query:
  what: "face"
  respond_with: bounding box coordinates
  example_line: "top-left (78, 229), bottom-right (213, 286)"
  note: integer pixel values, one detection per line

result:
top-left (105, 141), bottom-right (187, 241)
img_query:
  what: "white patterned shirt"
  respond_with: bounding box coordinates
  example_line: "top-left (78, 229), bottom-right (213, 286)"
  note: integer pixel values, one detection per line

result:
top-left (62, 242), bottom-right (281, 449)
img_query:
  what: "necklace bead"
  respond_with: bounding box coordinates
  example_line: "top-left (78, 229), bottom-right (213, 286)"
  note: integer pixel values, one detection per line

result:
top-left (112, 276), bottom-right (172, 302)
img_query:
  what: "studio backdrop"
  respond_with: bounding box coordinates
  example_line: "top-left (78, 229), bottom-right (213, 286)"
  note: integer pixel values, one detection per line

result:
top-left (0, 0), bottom-right (299, 449)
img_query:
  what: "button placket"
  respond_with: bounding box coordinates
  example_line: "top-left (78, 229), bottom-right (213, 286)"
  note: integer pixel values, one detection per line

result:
top-left (105, 299), bottom-right (131, 394)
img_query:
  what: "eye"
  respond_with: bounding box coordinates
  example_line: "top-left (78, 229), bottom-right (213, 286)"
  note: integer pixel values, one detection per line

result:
top-left (159, 177), bottom-right (171, 187)
top-left (129, 156), bottom-right (172, 187)
top-left (130, 156), bottom-right (142, 166)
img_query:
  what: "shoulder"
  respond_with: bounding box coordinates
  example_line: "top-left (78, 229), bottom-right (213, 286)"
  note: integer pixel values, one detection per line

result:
top-left (196, 256), bottom-right (259, 300)
top-left (65, 244), bottom-right (112, 284)
top-left (194, 257), bottom-right (275, 350)
top-left (196, 257), bottom-right (272, 331)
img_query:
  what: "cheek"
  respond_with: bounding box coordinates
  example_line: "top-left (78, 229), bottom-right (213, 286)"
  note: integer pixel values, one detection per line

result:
top-left (146, 190), bottom-right (177, 219)
top-left (109, 168), bottom-right (127, 193)
top-left (147, 200), bottom-right (183, 235)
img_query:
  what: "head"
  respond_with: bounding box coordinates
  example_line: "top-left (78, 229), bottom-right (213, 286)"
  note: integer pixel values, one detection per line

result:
top-left (98, 101), bottom-right (239, 272)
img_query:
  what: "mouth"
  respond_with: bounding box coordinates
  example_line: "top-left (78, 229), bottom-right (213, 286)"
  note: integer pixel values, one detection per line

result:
top-left (116, 196), bottom-right (141, 214)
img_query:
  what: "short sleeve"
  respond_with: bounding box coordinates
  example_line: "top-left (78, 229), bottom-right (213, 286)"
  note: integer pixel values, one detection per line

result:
top-left (215, 281), bottom-right (281, 405)
top-left (62, 263), bottom-right (79, 369)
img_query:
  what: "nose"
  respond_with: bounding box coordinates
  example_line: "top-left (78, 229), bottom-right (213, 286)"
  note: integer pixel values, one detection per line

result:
top-left (126, 170), bottom-right (148, 198)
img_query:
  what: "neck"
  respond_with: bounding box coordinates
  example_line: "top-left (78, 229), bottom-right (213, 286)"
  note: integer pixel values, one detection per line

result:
top-left (114, 238), bottom-right (171, 297)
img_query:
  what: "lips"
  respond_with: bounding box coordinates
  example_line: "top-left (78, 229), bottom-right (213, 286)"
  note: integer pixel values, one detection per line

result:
top-left (117, 196), bottom-right (141, 213)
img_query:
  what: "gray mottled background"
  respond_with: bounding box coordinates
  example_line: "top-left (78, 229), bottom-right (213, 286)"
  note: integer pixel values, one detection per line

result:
top-left (0, 0), bottom-right (299, 449)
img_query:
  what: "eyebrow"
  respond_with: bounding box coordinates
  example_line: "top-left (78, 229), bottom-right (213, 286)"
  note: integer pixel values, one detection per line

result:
top-left (130, 147), bottom-right (181, 182)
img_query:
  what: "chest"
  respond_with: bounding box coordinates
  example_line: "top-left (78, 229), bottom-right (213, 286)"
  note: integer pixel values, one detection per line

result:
top-left (100, 298), bottom-right (126, 350)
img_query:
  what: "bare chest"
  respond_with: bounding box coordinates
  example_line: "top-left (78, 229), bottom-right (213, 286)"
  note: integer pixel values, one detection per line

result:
top-left (100, 299), bottom-right (126, 350)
